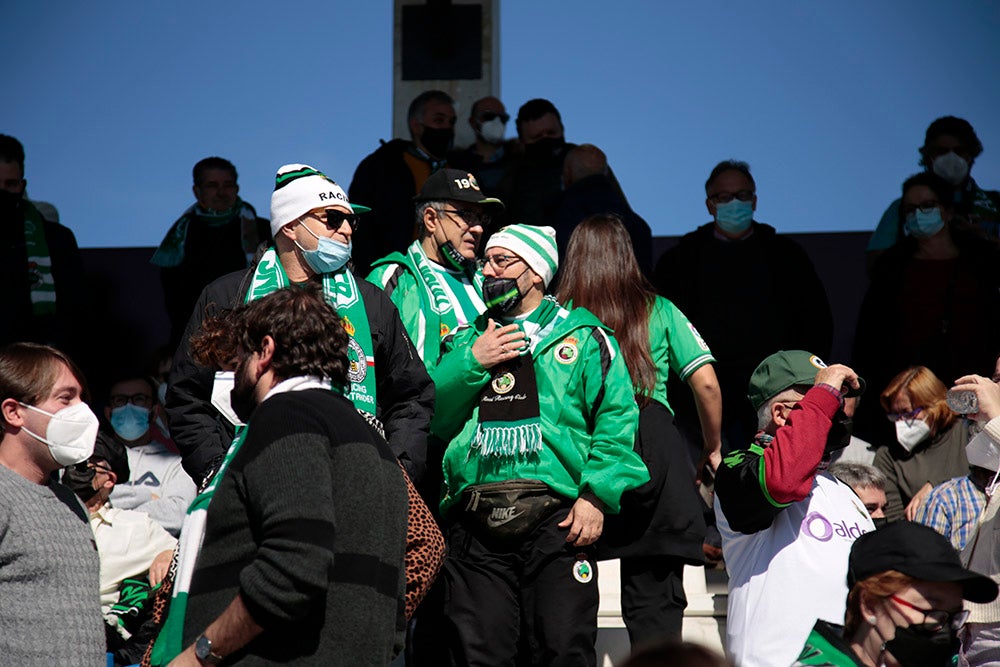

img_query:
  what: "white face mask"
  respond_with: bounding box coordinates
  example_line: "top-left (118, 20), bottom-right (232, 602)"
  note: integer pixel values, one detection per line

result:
top-left (895, 418), bottom-right (931, 452)
top-left (18, 401), bottom-right (99, 466)
top-left (932, 151), bottom-right (970, 186)
top-left (478, 117), bottom-right (506, 145)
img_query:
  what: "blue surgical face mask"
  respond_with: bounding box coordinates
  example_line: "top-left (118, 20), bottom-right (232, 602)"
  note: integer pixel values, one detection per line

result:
top-left (905, 209), bottom-right (945, 238)
top-left (111, 404), bottom-right (151, 442)
top-left (296, 224), bottom-right (352, 274)
top-left (714, 199), bottom-right (754, 234)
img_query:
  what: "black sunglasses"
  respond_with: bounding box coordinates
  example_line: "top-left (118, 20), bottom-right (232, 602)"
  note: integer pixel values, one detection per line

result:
top-left (322, 208), bottom-right (361, 231)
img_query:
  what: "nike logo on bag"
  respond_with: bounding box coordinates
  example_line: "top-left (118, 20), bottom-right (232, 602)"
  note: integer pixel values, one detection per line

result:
top-left (486, 506), bottom-right (524, 527)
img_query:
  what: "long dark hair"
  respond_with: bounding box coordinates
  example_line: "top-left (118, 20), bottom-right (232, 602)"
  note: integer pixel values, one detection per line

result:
top-left (556, 214), bottom-right (657, 403)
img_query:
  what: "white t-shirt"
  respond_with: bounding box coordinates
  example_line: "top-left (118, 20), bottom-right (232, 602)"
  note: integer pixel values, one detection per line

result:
top-left (716, 473), bottom-right (874, 667)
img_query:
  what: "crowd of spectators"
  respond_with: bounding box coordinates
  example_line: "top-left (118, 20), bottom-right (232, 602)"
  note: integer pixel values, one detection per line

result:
top-left (1, 100), bottom-right (999, 667)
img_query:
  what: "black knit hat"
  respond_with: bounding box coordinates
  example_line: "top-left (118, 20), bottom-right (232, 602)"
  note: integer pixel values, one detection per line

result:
top-left (848, 521), bottom-right (997, 603)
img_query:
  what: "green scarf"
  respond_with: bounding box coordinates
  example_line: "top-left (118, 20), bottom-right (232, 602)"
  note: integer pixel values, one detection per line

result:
top-left (244, 248), bottom-right (377, 415)
top-left (407, 242), bottom-right (485, 361)
top-left (22, 201), bottom-right (56, 316)
top-left (472, 297), bottom-right (565, 458)
top-left (149, 426), bottom-right (250, 665)
top-left (150, 199), bottom-right (257, 268)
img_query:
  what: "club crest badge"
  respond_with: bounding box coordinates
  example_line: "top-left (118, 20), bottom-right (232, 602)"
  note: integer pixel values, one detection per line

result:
top-left (555, 337), bottom-right (579, 365)
top-left (492, 372), bottom-right (515, 395)
top-left (440, 323), bottom-right (450, 338)
top-left (342, 317), bottom-right (356, 337)
top-left (347, 337), bottom-right (367, 383)
top-left (573, 559), bottom-right (594, 584)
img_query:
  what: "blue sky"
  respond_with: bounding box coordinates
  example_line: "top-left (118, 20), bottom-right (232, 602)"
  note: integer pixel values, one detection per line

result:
top-left (3, 1), bottom-right (999, 248)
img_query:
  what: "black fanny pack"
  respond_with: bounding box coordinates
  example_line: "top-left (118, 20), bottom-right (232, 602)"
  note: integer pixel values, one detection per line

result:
top-left (460, 479), bottom-right (566, 541)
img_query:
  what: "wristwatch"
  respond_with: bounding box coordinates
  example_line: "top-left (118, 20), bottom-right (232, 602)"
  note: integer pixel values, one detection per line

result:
top-left (195, 634), bottom-right (224, 664)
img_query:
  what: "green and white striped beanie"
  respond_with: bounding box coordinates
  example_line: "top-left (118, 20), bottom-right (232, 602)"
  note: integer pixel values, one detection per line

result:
top-left (486, 224), bottom-right (559, 287)
top-left (270, 163), bottom-right (370, 236)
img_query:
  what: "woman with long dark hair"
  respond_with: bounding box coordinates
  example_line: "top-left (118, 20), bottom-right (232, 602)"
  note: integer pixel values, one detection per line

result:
top-left (557, 213), bottom-right (723, 646)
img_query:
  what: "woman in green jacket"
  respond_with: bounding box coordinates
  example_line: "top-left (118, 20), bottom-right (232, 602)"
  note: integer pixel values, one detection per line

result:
top-left (557, 213), bottom-right (723, 647)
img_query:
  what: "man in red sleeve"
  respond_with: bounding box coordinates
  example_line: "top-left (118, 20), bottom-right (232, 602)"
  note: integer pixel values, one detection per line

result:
top-left (714, 351), bottom-right (874, 667)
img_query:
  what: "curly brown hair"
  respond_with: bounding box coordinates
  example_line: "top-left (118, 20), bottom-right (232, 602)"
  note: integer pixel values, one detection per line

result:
top-left (190, 283), bottom-right (350, 388)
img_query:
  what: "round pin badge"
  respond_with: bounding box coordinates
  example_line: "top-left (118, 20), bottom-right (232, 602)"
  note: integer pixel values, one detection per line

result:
top-left (573, 559), bottom-right (594, 584)
top-left (555, 341), bottom-right (578, 365)
top-left (492, 372), bottom-right (515, 394)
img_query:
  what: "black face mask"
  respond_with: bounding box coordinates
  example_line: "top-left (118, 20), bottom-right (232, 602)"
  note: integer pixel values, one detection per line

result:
top-left (230, 360), bottom-right (259, 423)
top-left (0, 189), bottom-right (23, 220)
top-left (884, 623), bottom-right (959, 667)
top-left (419, 126), bottom-right (454, 160)
top-left (482, 274), bottom-right (524, 316)
top-left (873, 517), bottom-right (889, 529)
top-left (62, 464), bottom-right (99, 503)
top-left (524, 136), bottom-right (566, 163)
top-left (825, 410), bottom-right (853, 455)
top-left (439, 240), bottom-right (475, 273)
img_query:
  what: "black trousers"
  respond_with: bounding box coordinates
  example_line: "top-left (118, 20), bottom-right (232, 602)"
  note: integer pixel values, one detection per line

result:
top-left (443, 506), bottom-right (599, 667)
top-left (619, 555), bottom-right (688, 649)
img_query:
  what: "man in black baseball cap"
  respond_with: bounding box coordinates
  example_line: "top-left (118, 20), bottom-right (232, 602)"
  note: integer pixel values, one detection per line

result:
top-left (368, 169), bottom-right (503, 368)
top-left (714, 350), bottom-right (875, 667)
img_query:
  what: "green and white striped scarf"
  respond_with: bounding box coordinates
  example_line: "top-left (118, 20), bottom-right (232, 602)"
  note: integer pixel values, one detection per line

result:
top-left (150, 199), bottom-right (257, 268)
top-left (407, 242), bottom-right (484, 361)
top-left (150, 376), bottom-right (330, 665)
top-left (22, 201), bottom-right (56, 315)
top-left (245, 247), bottom-right (377, 415)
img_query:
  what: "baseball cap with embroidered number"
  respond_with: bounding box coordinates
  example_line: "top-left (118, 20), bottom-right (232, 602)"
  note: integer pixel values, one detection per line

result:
top-left (413, 169), bottom-right (504, 208)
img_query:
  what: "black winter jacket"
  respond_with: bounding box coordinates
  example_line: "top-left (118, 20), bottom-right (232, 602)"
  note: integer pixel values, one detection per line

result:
top-left (166, 260), bottom-right (434, 487)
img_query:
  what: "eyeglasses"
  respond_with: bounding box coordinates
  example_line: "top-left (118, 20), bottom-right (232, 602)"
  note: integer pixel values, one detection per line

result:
top-left (308, 208), bottom-right (360, 232)
top-left (109, 393), bottom-right (153, 409)
top-left (889, 594), bottom-right (970, 632)
top-left (900, 200), bottom-right (942, 217)
top-left (440, 208), bottom-right (490, 229)
top-left (708, 190), bottom-right (755, 204)
top-left (478, 111), bottom-right (510, 124)
top-left (71, 460), bottom-right (114, 475)
top-left (477, 254), bottom-right (524, 271)
top-left (886, 407), bottom-right (923, 423)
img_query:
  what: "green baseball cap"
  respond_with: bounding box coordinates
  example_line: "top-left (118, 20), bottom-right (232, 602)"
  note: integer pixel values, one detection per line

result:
top-left (747, 350), bottom-right (865, 411)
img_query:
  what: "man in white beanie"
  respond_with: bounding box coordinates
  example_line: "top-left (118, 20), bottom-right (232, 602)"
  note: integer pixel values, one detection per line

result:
top-left (429, 223), bottom-right (649, 666)
top-left (166, 164), bottom-right (434, 488)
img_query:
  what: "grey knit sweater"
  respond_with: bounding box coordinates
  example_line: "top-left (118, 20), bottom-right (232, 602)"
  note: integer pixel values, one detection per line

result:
top-left (0, 463), bottom-right (104, 665)
top-left (182, 389), bottom-right (409, 665)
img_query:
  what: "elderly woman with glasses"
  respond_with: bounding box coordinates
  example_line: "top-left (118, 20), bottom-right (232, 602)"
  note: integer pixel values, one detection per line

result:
top-left (872, 366), bottom-right (969, 523)
top-left (796, 521), bottom-right (997, 667)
